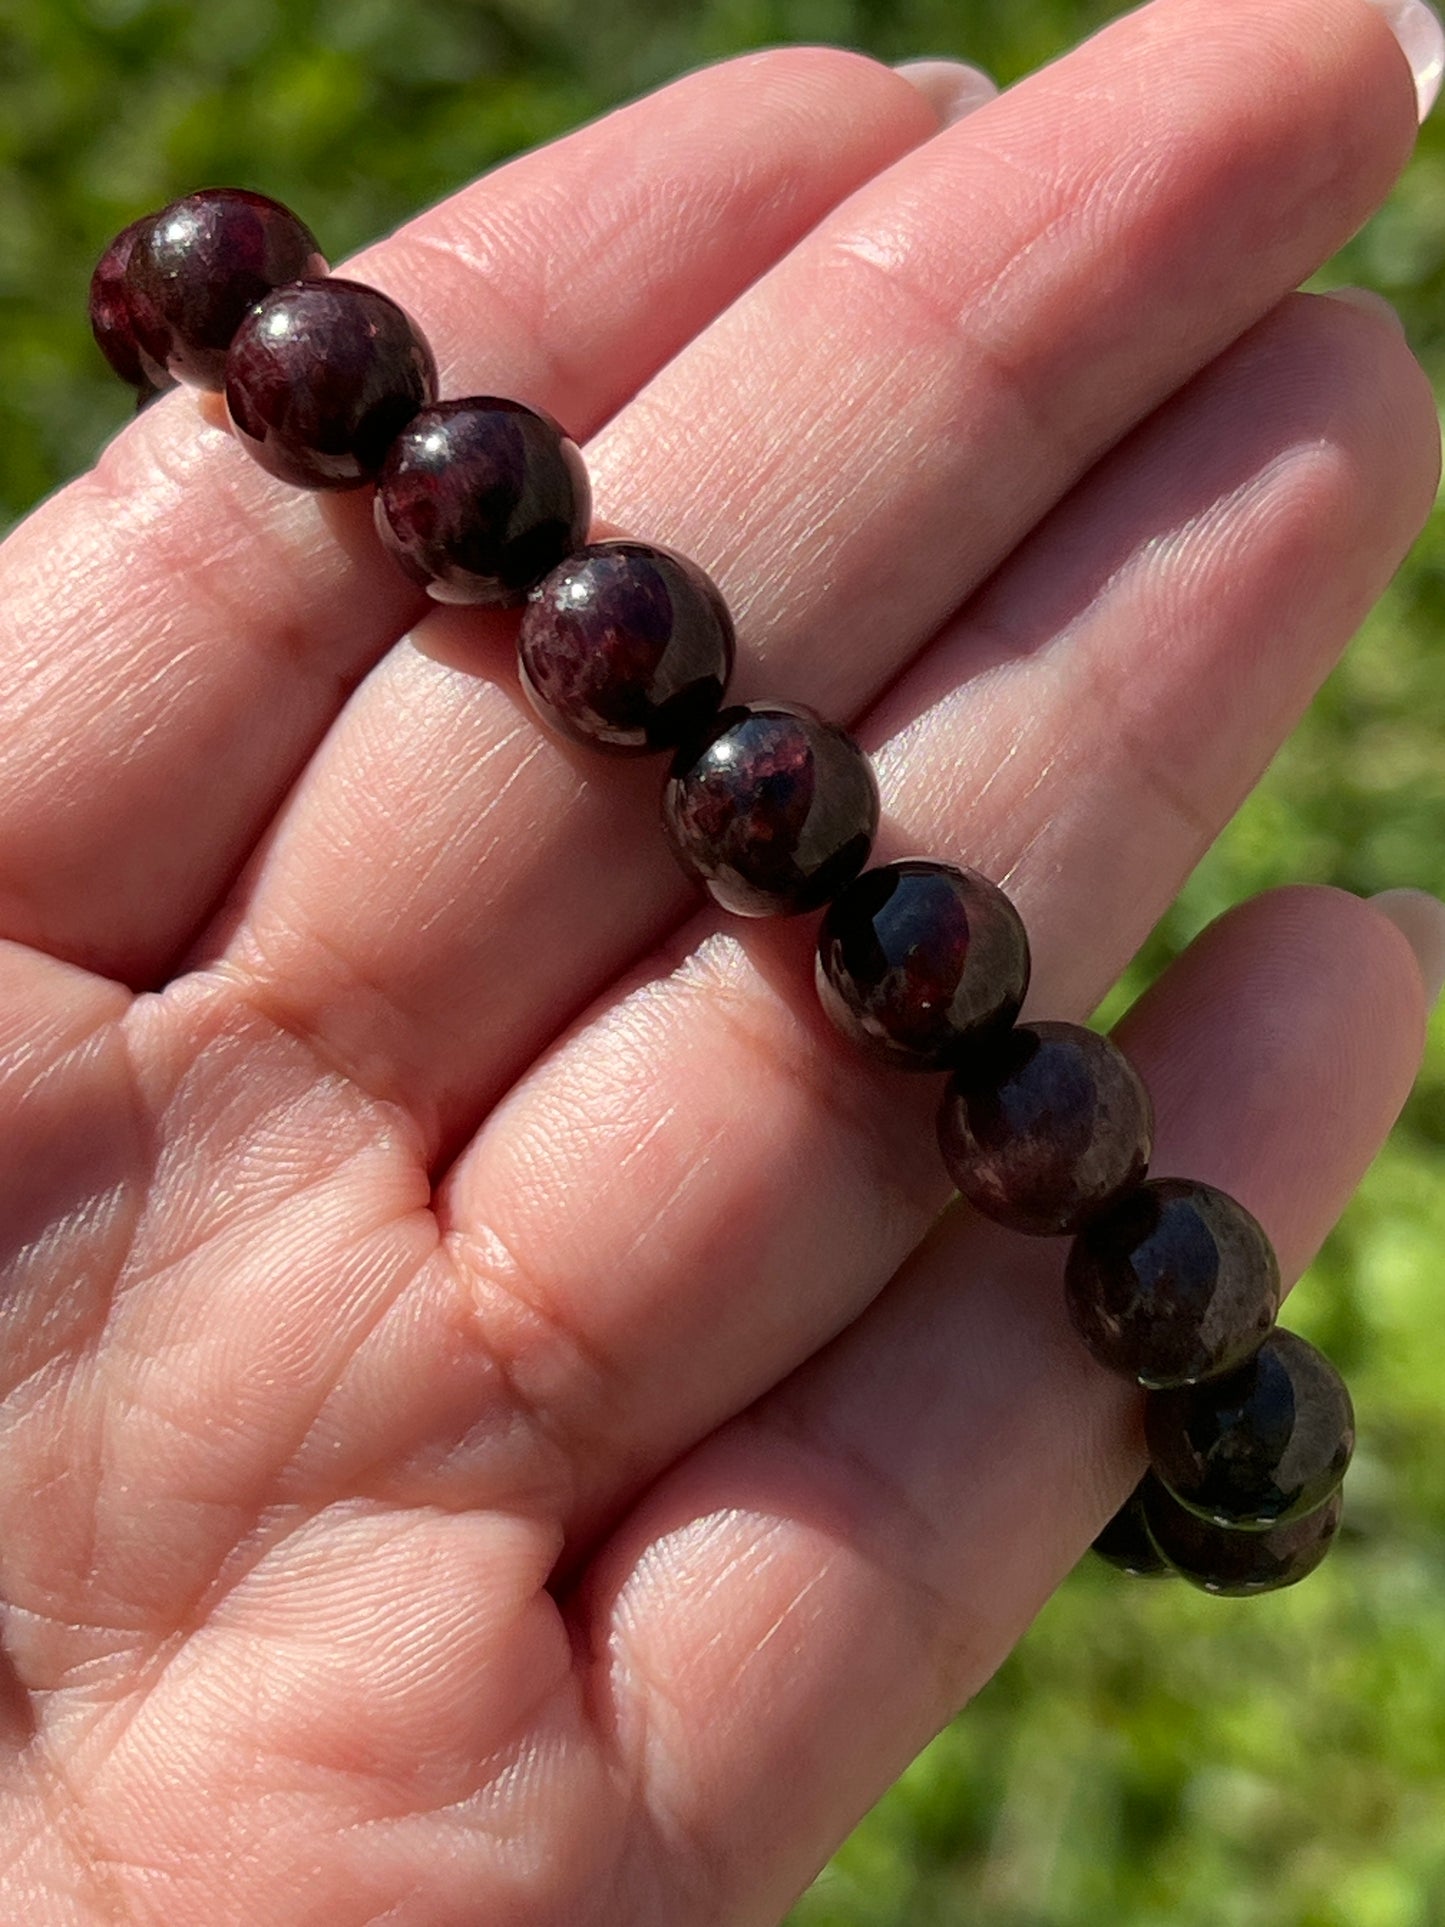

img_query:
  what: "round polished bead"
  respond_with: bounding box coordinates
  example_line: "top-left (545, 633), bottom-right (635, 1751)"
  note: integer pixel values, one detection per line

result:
top-left (226, 278), bottom-right (437, 490)
top-left (662, 702), bottom-right (879, 917)
top-left (375, 398), bottom-right (592, 605)
top-left (89, 216), bottom-right (171, 392)
top-left (1065, 1178), bottom-right (1280, 1389)
top-left (518, 541), bottom-right (733, 751)
top-left (1146, 1329), bottom-right (1354, 1530)
top-left (1143, 1478), bottom-right (1343, 1596)
top-left (1091, 1477), bottom-right (1172, 1577)
top-left (130, 188), bottom-right (326, 390)
top-left (938, 1022), bottom-right (1152, 1235)
top-left (815, 861), bottom-right (1030, 1072)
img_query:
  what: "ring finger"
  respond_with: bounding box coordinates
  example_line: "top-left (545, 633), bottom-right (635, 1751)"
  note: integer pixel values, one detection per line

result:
top-left (582, 880), bottom-right (1432, 1927)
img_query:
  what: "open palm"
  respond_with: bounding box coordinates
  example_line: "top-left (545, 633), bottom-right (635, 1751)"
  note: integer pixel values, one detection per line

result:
top-left (0, 1), bottom-right (1437, 1919)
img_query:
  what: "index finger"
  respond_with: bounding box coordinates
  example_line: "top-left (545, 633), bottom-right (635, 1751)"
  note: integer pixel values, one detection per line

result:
top-left (0, 48), bottom-right (939, 985)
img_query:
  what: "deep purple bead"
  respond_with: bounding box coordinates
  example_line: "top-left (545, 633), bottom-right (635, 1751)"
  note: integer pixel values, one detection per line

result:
top-left (662, 701), bottom-right (880, 917)
top-left (1091, 1476), bottom-right (1173, 1577)
top-left (1065, 1178), bottom-right (1280, 1389)
top-left (815, 861), bottom-right (1029, 1072)
top-left (89, 216), bottom-right (172, 392)
top-left (517, 541), bottom-right (734, 751)
top-left (375, 398), bottom-right (592, 605)
top-left (1146, 1329), bottom-right (1354, 1530)
top-left (1143, 1479), bottom-right (1343, 1596)
top-left (225, 278), bottom-right (437, 491)
top-left (130, 189), bottom-right (326, 390)
top-left (939, 1021), bottom-right (1153, 1235)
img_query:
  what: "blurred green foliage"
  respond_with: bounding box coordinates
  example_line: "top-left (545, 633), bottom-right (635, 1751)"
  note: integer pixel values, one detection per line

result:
top-left (2, 1), bottom-right (1444, 1921)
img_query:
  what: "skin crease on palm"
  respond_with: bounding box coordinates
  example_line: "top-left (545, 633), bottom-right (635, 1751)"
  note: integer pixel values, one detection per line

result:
top-left (0, 0), bottom-right (1443, 1917)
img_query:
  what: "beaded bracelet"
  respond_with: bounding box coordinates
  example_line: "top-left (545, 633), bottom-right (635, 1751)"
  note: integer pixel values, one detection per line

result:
top-left (90, 188), bottom-right (1357, 1597)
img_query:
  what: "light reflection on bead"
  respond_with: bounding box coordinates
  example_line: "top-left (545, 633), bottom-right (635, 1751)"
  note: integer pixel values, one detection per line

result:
top-left (663, 701), bottom-right (879, 917)
top-left (939, 1021), bottom-right (1152, 1234)
top-left (1065, 1178), bottom-right (1280, 1388)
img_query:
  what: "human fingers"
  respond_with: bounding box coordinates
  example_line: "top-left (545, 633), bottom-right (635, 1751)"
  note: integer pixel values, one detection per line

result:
top-left (262, 287), bottom-right (1438, 1562)
top-left (414, 291), bottom-right (1436, 1547)
top-left (580, 883), bottom-right (1432, 1926)
top-left (221, 0), bottom-right (1421, 1155)
top-left (0, 48), bottom-right (937, 983)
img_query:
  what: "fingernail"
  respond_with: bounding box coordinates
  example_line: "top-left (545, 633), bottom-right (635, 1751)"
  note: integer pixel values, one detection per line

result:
top-left (1320, 286), bottom-right (1407, 336)
top-left (1364, 0), bottom-right (1445, 122)
top-left (894, 58), bottom-right (1000, 127)
top-left (1371, 888), bottom-right (1445, 1007)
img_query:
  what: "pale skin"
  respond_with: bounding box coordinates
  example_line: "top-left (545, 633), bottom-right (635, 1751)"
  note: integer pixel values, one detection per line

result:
top-left (0, 0), bottom-right (1439, 1918)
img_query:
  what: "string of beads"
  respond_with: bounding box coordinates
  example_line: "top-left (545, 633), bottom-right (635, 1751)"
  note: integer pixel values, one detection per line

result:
top-left (90, 187), bottom-right (1358, 1596)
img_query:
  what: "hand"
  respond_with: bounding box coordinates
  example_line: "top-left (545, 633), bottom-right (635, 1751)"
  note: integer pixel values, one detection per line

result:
top-left (0, 1), bottom-right (1437, 1919)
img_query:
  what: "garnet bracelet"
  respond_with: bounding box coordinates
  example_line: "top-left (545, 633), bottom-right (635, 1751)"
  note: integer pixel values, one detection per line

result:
top-left (90, 187), bottom-right (1356, 1596)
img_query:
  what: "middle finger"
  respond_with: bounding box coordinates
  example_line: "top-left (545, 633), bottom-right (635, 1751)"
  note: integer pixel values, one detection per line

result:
top-left (218, 0), bottom-right (1419, 1157)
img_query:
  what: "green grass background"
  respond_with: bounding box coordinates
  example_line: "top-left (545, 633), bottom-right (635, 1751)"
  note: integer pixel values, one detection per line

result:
top-left (2, 0), bottom-right (1443, 1920)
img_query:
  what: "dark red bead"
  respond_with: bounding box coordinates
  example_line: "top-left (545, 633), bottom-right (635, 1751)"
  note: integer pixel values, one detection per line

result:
top-left (1143, 1478), bottom-right (1343, 1596)
top-left (130, 189), bottom-right (326, 390)
top-left (517, 541), bottom-right (733, 751)
top-left (815, 861), bottom-right (1029, 1071)
top-left (1146, 1329), bottom-right (1354, 1530)
top-left (89, 216), bottom-right (172, 392)
top-left (226, 278), bottom-right (437, 491)
top-left (939, 1021), bottom-right (1152, 1235)
top-left (375, 398), bottom-right (592, 605)
top-left (1065, 1179), bottom-right (1280, 1389)
top-left (662, 702), bottom-right (879, 917)
top-left (1091, 1476), bottom-right (1173, 1577)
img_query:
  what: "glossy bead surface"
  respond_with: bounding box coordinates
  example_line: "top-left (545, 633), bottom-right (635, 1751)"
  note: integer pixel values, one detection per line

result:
top-left (131, 189), bottom-right (326, 390)
top-left (226, 278), bottom-right (437, 490)
top-left (1065, 1178), bottom-right (1280, 1389)
top-left (816, 861), bottom-right (1030, 1071)
top-left (89, 216), bottom-right (171, 391)
top-left (662, 702), bottom-right (879, 917)
top-left (518, 541), bottom-right (732, 751)
top-left (376, 398), bottom-right (592, 605)
top-left (1091, 1477), bottom-right (1172, 1577)
top-left (1146, 1328), bottom-right (1354, 1529)
top-left (1143, 1479), bottom-right (1343, 1596)
top-left (939, 1021), bottom-right (1152, 1235)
